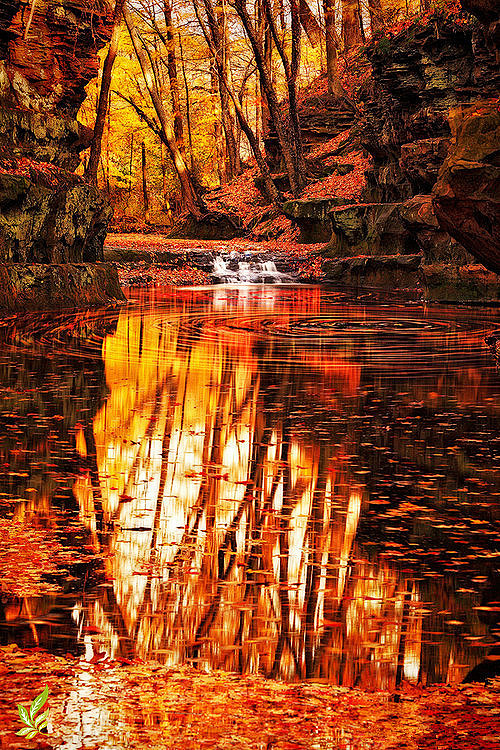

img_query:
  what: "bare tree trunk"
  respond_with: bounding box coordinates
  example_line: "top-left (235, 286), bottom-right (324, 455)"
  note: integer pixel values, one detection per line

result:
top-left (128, 131), bottom-right (134, 198)
top-left (193, 0), bottom-right (282, 204)
top-left (298, 0), bottom-right (322, 46)
top-left (257, 0), bottom-right (272, 143)
top-left (235, 0), bottom-right (304, 194)
top-left (160, 142), bottom-right (168, 206)
top-left (123, 2), bottom-right (205, 218)
top-left (86, 0), bottom-right (125, 184)
top-left (289, 0), bottom-right (306, 177)
top-left (342, 0), bottom-right (362, 48)
top-left (178, 31), bottom-right (195, 169)
top-left (163, 0), bottom-right (186, 156)
top-left (262, 0), bottom-right (306, 182)
top-left (368, 0), bottom-right (384, 33)
top-left (210, 58), bottom-right (226, 183)
top-left (216, 0), bottom-right (240, 178)
top-left (141, 141), bottom-right (150, 223)
top-left (323, 0), bottom-right (343, 97)
top-left (357, 0), bottom-right (366, 41)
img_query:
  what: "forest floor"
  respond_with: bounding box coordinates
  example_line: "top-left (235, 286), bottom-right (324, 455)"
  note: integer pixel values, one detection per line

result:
top-left (1, 645), bottom-right (500, 749)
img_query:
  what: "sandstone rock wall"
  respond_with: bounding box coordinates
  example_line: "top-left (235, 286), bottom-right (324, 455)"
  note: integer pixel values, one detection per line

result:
top-left (361, 10), bottom-right (498, 205)
top-left (333, 3), bottom-right (500, 298)
top-left (0, 0), bottom-right (116, 271)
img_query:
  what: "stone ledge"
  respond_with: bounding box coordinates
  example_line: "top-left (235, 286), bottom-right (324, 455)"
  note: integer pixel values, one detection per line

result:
top-left (323, 253), bottom-right (422, 290)
top-left (0, 263), bottom-right (126, 311)
top-left (420, 263), bottom-right (500, 302)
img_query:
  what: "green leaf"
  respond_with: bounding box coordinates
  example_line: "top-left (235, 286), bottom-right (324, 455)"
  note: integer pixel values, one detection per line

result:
top-left (26, 729), bottom-right (38, 740)
top-left (30, 685), bottom-right (49, 720)
top-left (16, 727), bottom-right (32, 736)
top-left (35, 709), bottom-right (49, 728)
top-left (17, 704), bottom-right (31, 726)
top-left (38, 721), bottom-right (48, 732)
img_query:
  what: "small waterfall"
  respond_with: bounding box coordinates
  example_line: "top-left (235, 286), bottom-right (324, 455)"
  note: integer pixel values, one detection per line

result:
top-left (213, 256), bottom-right (238, 283)
top-left (212, 253), bottom-right (294, 284)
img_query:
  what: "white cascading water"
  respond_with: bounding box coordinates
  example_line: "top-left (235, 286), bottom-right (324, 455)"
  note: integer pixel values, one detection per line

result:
top-left (212, 256), bottom-right (237, 283)
top-left (212, 255), bottom-right (292, 284)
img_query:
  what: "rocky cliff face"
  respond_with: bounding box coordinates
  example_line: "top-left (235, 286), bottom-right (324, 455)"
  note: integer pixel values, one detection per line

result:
top-left (433, 104), bottom-right (500, 272)
top-left (361, 8), bottom-right (498, 205)
top-left (326, 3), bottom-right (500, 300)
top-left (0, 0), bottom-right (124, 305)
top-left (431, 0), bottom-right (500, 272)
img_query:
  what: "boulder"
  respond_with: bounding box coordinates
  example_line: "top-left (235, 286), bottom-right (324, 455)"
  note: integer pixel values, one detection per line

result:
top-left (432, 104), bottom-right (500, 271)
top-left (0, 263), bottom-right (125, 311)
top-left (420, 263), bottom-right (500, 302)
top-left (282, 197), bottom-right (351, 243)
top-left (326, 203), bottom-right (417, 257)
top-left (399, 194), bottom-right (475, 264)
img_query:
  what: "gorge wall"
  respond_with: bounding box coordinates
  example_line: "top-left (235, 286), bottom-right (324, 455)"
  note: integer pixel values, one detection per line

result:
top-left (0, 0), bottom-right (124, 308)
top-left (353, 1), bottom-right (500, 299)
top-left (280, 1), bottom-right (499, 301)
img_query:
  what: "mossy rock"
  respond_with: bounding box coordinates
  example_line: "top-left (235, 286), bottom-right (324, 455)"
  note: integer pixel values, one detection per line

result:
top-left (0, 263), bottom-right (125, 311)
top-left (0, 175), bottom-right (112, 263)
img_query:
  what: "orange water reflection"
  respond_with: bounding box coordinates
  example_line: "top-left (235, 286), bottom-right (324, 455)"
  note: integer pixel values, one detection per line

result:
top-left (77, 287), bottom-right (500, 687)
top-left (2, 285), bottom-right (500, 689)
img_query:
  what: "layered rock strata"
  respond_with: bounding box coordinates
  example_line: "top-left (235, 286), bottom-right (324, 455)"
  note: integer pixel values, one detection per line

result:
top-left (319, 4), bottom-right (500, 301)
top-left (0, 0), bottom-right (124, 309)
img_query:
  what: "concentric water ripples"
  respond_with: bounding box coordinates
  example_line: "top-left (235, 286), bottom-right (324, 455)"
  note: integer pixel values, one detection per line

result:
top-left (0, 288), bottom-right (496, 376)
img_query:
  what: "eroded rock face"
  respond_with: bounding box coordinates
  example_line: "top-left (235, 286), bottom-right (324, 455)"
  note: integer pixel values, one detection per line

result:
top-left (399, 194), bottom-right (475, 264)
top-left (326, 202), bottom-right (417, 258)
top-left (361, 13), bottom-right (483, 204)
top-left (0, 174), bottom-right (112, 263)
top-left (0, 0), bottom-right (112, 115)
top-left (0, 0), bottom-right (115, 273)
top-left (345, 5), bottom-right (500, 293)
top-left (282, 197), bottom-right (351, 242)
top-left (0, 262), bottom-right (125, 310)
top-left (433, 104), bottom-right (500, 272)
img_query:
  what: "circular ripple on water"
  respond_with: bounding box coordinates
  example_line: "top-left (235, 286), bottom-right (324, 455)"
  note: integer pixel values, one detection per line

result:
top-left (0, 293), bottom-right (494, 374)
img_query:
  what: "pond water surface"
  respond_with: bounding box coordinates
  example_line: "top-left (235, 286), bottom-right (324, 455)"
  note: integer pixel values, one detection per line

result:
top-left (1, 284), bottom-right (500, 691)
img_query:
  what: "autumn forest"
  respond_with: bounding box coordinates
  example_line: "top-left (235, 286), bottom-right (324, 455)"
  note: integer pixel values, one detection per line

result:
top-left (0, 0), bottom-right (499, 747)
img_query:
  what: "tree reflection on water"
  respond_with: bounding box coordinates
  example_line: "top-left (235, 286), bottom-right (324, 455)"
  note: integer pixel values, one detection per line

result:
top-left (1, 285), bottom-right (500, 690)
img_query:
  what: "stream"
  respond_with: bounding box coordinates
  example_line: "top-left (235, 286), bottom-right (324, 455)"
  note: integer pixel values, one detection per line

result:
top-left (0, 282), bottom-right (500, 689)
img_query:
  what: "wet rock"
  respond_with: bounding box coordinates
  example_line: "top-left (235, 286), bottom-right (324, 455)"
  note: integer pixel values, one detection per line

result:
top-left (433, 104), bottom-right (500, 272)
top-left (282, 197), bottom-right (351, 243)
top-left (0, 174), bottom-right (112, 263)
top-left (399, 194), bottom-right (475, 264)
top-left (420, 263), bottom-right (500, 302)
top-left (0, 0), bottom-right (118, 306)
top-left (0, 263), bottom-right (125, 310)
top-left (323, 253), bottom-right (422, 291)
top-left (325, 202), bottom-right (417, 258)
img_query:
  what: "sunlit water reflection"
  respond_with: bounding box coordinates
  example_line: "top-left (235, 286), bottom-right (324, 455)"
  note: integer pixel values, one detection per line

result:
top-left (1, 285), bottom-right (500, 690)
